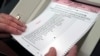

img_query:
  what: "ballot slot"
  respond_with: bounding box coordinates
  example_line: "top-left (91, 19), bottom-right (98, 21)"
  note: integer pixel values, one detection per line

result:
top-left (72, 0), bottom-right (100, 8)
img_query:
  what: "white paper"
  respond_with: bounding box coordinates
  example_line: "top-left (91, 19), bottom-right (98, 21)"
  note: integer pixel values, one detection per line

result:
top-left (12, 2), bottom-right (99, 56)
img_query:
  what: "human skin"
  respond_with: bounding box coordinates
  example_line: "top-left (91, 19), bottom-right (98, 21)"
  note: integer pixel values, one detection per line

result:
top-left (45, 45), bottom-right (77, 56)
top-left (0, 13), bottom-right (26, 38)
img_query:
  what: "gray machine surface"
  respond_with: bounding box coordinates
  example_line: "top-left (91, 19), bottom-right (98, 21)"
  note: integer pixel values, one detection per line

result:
top-left (75, 0), bottom-right (100, 7)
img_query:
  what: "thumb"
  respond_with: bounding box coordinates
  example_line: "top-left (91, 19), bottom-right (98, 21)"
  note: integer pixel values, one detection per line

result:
top-left (45, 47), bottom-right (56, 56)
top-left (67, 45), bottom-right (77, 56)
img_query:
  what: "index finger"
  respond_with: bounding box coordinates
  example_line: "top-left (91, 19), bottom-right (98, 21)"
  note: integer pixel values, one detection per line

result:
top-left (0, 13), bottom-right (26, 28)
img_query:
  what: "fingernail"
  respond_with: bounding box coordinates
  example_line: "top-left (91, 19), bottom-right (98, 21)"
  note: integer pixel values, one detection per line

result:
top-left (22, 23), bottom-right (27, 28)
top-left (50, 47), bottom-right (54, 50)
top-left (21, 27), bottom-right (26, 32)
top-left (50, 47), bottom-right (55, 52)
top-left (17, 30), bottom-right (23, 34)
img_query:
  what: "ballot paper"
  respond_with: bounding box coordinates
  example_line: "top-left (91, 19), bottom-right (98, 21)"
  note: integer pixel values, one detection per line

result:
top-left (12, 1), bottom-right (100, 56)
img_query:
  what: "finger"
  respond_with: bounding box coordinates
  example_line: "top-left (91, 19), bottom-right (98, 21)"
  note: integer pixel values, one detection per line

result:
top-left (0, 23), bottom-right (23, 35)
top-left (45, 47), bottom-right (56, 56)
top-left (0, 19), bottom-right (26, 32)
top-left (0, 13), bottom-right (26, 28)
top-left (67, 45), bottom-right (77, 56)
top-left (8, 15), bottom-right (26, 28)
top-left (0, 13), bottom-right (26, 32)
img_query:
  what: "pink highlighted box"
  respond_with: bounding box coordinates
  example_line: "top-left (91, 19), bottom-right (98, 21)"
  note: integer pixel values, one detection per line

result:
top-left (53, 0), bottom-right (100, 13)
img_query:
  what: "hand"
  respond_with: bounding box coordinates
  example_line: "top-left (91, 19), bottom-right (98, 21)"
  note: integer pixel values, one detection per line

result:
top-left (0, 13), bottom-right (26, 38)
top-left (45, 47), bottom-right (56, 56)
top-left (45, 45), bottom-right (77, 56)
